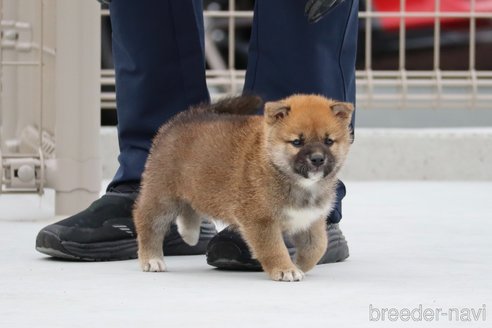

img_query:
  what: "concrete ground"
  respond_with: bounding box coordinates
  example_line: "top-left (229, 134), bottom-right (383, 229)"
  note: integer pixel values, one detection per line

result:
top-left (1, 181), bottom-right (491, 327)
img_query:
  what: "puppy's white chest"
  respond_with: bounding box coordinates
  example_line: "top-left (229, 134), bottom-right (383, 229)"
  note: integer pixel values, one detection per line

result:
top-left (282, 202), bottom-right (333, 234)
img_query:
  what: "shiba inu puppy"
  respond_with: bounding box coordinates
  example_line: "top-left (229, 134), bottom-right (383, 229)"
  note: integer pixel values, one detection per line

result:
top-left (133, 94), bottom-right (353, 281)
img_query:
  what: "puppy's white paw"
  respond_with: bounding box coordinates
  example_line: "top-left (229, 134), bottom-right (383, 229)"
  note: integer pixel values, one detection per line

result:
top-left (141, 258), bottom-right (167, 272)
top-left (270, 268), bottom-right (305, 282)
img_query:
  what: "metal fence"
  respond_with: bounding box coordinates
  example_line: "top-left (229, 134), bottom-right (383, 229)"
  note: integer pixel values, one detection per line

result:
top-left (0, 0), bottom-right (101, 215)
top-left (358, 0), bottom-right (492, 109)
top-left (100, 0), bottom-right (492, 111)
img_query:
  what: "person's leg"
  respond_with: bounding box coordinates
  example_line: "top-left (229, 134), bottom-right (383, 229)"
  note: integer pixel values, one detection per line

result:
top-left (108, 0), bottom-right (209, 189)
top-left (206, 0), bottom-right (358, 269)
top-left (36, 0), bottom-right (216, 261)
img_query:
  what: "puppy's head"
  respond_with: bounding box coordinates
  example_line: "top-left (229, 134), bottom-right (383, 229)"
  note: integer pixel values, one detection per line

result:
top-left (263, 95), bottom-right (353, 185)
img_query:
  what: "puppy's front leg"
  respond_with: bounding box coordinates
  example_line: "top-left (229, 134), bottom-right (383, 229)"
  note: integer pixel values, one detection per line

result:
top-left (241, 221), bottom-right (304, 282)
top-left (292, 218), bottom-right (328, 272)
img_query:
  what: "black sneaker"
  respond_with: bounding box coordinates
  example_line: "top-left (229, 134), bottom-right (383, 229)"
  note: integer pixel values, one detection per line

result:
top-left (206, 223), bottom-right (349, 270)
top-left (35, 185), bottom-right (217, 261)
top-left (204, 226), bottom-right (297, 271)
top-left (318, 223), bottom-right (350, 264)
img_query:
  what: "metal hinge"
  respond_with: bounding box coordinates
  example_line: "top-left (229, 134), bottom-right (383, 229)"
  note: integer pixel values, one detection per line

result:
top-left (0, 149), bottom-right (45, 195)
top-left (1, 20), bottom-right (33, 52)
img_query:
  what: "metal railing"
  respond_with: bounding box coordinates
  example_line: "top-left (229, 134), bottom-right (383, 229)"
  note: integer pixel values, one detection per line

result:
top-left (358, 0), bottom-right (492, 109)
top-left (1, 0), bottom-right (101, 215)
top-left (100, 0), bottom-right (492, 110)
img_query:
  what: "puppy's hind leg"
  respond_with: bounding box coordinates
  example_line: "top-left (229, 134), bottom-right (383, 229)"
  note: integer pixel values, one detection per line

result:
top-left (133, 194), bottom-right (176, 272)
top-left (176, 203), bottom-right (202, 246)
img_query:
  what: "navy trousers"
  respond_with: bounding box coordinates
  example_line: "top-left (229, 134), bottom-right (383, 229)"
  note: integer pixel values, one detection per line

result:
top-left (108, 0), bottom-right (358, 223)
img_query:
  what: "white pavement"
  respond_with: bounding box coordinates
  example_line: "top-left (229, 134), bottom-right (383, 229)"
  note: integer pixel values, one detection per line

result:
top-left (1, 182), bottom-right (491, 328)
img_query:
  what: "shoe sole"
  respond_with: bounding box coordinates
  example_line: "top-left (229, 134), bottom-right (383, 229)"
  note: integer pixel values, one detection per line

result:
top-left (206, 258), bottom-right (263, 271)
top-left (206, 243), bottom-right (297, 271)
top-left (36, 222), bottom-right (217, 262)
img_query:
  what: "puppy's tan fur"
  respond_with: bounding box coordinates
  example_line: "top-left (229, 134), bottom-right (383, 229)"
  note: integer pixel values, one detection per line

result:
top-left (134, 94), bottom-right (353, 281)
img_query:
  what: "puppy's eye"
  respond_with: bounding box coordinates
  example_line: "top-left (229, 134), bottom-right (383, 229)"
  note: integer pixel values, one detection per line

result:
top-left (324, 138), bottom-right (334, 146)
top-left (291, 139), bottom-right (304, 147)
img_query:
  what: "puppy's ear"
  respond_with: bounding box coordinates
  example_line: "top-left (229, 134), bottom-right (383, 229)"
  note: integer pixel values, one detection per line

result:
top-left (265, 102), bottom-right (290, 125)
top-left (330, 102), bottom-right (354, 123)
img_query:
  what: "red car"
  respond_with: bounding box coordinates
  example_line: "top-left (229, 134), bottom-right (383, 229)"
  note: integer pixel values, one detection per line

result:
top-left (362, 0), bottom-right (492, 70)
top-left (375, 0), bottom-right (492, 30)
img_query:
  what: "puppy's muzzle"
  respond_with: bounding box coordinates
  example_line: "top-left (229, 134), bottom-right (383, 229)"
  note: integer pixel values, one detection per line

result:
top-left (294, 144), bottom-right (335, 178)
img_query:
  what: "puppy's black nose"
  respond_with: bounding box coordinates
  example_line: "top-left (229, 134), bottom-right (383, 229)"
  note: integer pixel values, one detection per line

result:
top-left (309, 153), bottom-right (325, 167)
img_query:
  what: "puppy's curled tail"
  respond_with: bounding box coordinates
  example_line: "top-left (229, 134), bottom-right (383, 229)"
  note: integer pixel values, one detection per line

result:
top-left (209, 95), bottom-right (263, 115)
